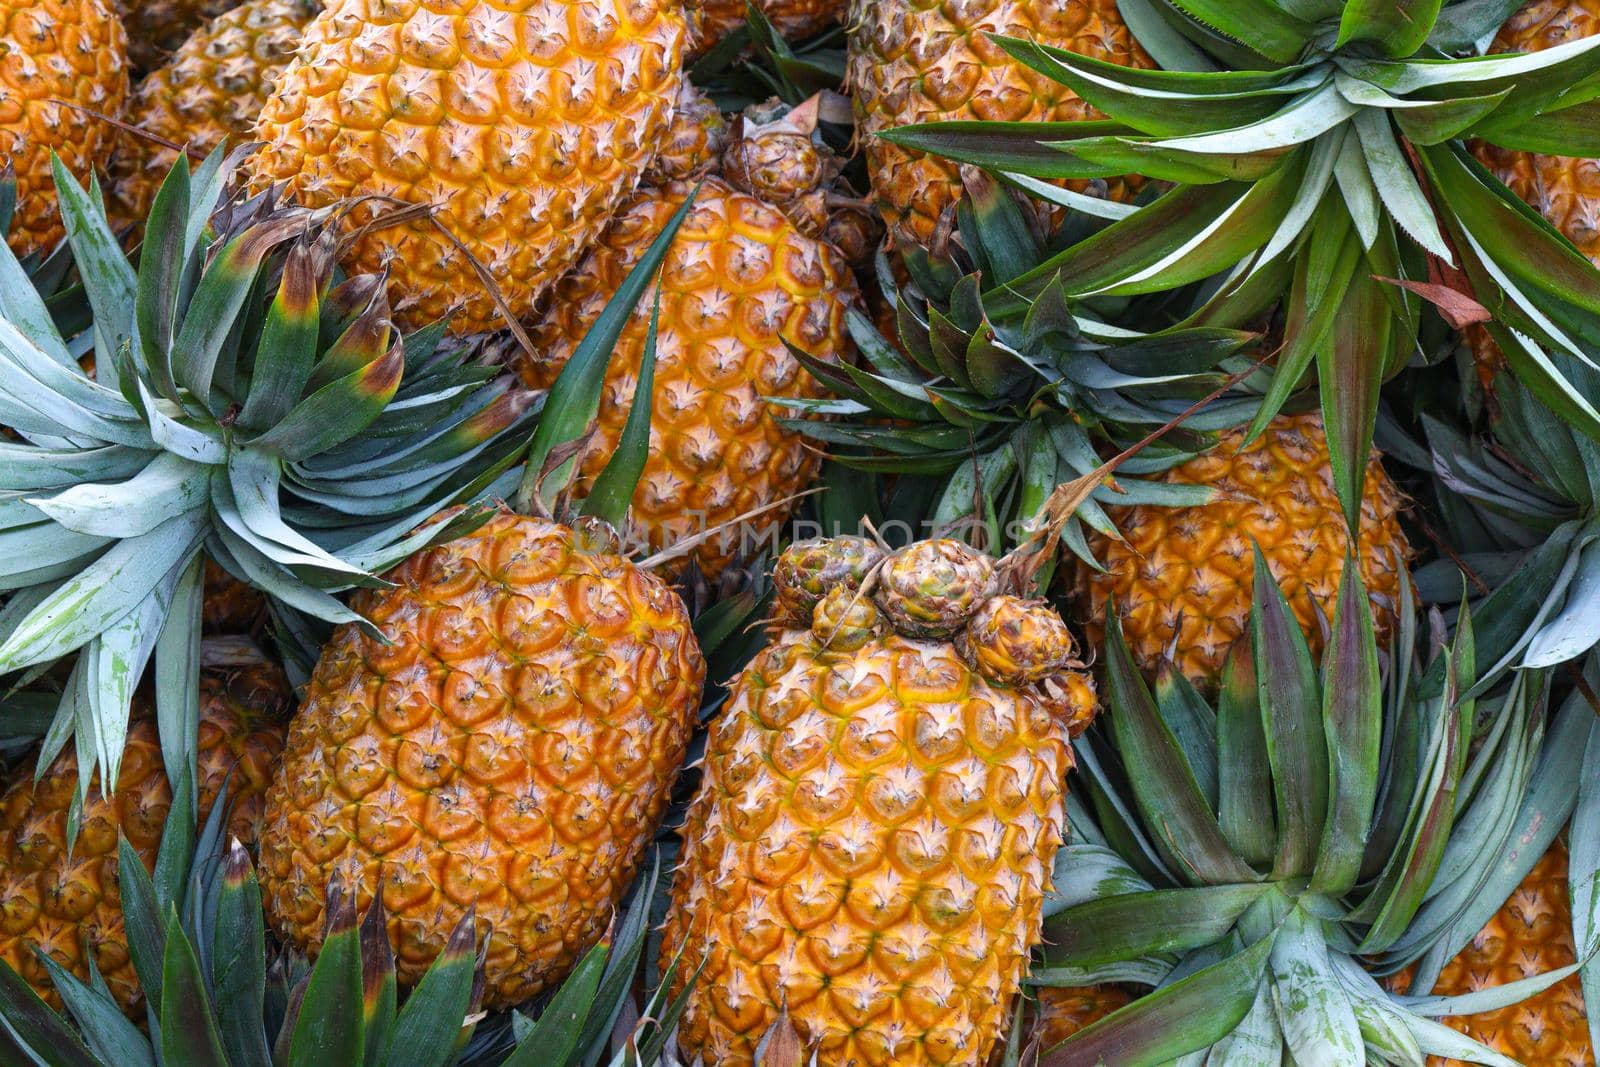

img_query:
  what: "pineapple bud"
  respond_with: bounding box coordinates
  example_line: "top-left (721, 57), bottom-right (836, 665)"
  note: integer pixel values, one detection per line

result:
top-left (772, 536), bottom-right (885, 624)
top-left (873, 538), bottom-right (996, 637)
top-left (957, 594), bottom-right (1080, 686)
top-left (810, 584), bottom-right (885, 650)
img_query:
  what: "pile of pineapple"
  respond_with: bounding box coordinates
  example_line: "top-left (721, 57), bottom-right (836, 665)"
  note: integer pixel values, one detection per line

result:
top-left (5, 0), bottom-right (1600, 1062)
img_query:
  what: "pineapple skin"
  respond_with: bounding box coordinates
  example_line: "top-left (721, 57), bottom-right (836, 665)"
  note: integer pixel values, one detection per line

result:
top-left (249, 0), bottom-right (687, 335)
top-left (1416, 843), bottom-right (1592, 1066)
top-left (1467, 0), bottom-right (1600, 385)
top-left (663, 540), bottom-right (1096, 1067)
top-left (846, 0), bottom-right (1152, 245)
top-left (257, 512), bottom-right (706, 1009)
top-left (0, 0), bottom-right (129, 256)
top-left (1074, 414), bottom-right (1412, 688)
top-left (0, 660), bottom-right (289, 1015)
top-left (203, 557), bottom-right (266, 633)
top-left (109, 0), bottom-right (317, 224)
top-left (113, 0), bottom-right (236, 68)
top-left (515, 178), bottom-right (855, 581)
top-left (643, 82), bottom-right (728, 184)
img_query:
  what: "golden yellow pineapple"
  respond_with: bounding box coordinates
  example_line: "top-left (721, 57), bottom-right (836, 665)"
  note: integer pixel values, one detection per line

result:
top-left (693, 0), bottom-right (843, 54)
top-left (846, 0), bottom-right (1153, 245)
top-left (1033, 985), bottom-right (1132, 1048)
top-left (0, 652), bottom-right (289, 1015)
top-left (1074, 413), bottom-right (1412, 688)
top-left (108, 0), bottom-right (316, 224)
top-left (1397, 842), bottom-right (1592, 1066)
top-left (514, 177), bottom-right (855, 580)
top-left (662, 536), bottom-right (1098, 1067)
top-left (257, 510), bottom-right (705, 1009)
top-left (0, 0), bottom-right (129, 256)
top-left (1466, 0), bottom-right (1600, 387)
top-left (248, 0), bottom-right (687, 336)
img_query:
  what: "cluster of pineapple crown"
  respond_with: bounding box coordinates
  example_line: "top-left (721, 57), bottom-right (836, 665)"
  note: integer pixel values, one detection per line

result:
top-left (773, 535), bottom-right (1091, 697)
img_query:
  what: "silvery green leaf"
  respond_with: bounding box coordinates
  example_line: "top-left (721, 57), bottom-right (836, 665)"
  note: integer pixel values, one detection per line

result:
top-left (1403, 960), bottom-right (1585, 1017)
top-left (226, 451), bottom-right (368, 581)
top-left (139, 383), bottom-right (228, 464)
top-left (1150, 81), bottom-right (1356, 155)
top-left (86, 577), bottom-right (173, 789)
top-left (1269, 911), bottom-right (1362, 1067)
top-left (51, 157), bottom-right (137, 383)
top-left (0, 510), bottom-right (206, 671)
top-left (0, 522), bottom-right (110, 591)
top-left (1246, 133), bottom-right (1337, 278)
top-left (1045, 843), bottom-right (1156, 917)
top-left (1333, 128), bottom-right (1380, 249)
top-left (1004, 172), bottom-right (1139, 220)
top-left (0, 443), bottom-right (155, 492)
top-left (155, 555), bottom-right (203, 819)
top-left (1115, 0), bottom-right (1220, 71)
top-left (0, 319), bottom-right (146, 445)
top-left (1404, 1015), bottom-right (1521, 1067)
top-left (1208, 978), bottom-right (1279, 1066)
top-left (0, 240), bottom-right (72, 369)
top-left (28, 452), bottom-right (210, 538)
top-left (1350, 32), bottom-right (1600, 93)
top-left (1573, 700), bottom-right (1600, 1053)
top-left (1522, 536), bottom-right (1600, 667)
top-left (1328, 956), bottom-right (1425, 1066)
top-left (1352, 110), bottom-right (1453, 262)
top-left (214, 525), bottom-right (377, 636)
top-left (1476, 527), bottom-right (1597, 684)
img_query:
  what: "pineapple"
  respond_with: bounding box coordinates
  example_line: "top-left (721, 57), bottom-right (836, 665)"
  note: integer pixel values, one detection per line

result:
top-left (845, 0), bottom-right (1152, 244)
top-left (249, 0), bottom-right (689, 335)
top-left (514, 136), bottom-right (857, 580)
top-left (257, 510), bottom-right (706, 1009)
top-left (661, 535), bottom-right (1098, 1067)
top-left (1466, 0), bottom-right (1600, 390)
top-left (1396, 842), bottom-right (1592, 1066)
top-left (1074, 413), bottom-right (1413, 688)
top-left (0, 0), bottom-right (129, 256)
top-left (108, 0), bottom-right (317, 224)
top-left (0, 650), bottom-right (289, 1015)
top-left (693, 0), bottom-right (843, 54)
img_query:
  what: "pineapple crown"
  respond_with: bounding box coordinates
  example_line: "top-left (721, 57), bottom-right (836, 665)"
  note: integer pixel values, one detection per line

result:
top-left (1037, 547), bottom-right (1595, 1063)
top-left (0, 780), bottom-right (695, 1067)
top-left (771, 535), bottom-right (1092, 710)
top-left (0, 153), bottom-right (533, 810)
top-left (785, 166), bottom-right (1264, 567)
top-left (881, 0), bottom-right (1600, 534)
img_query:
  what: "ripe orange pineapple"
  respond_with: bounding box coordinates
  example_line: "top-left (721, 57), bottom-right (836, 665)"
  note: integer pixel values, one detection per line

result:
top-left (846, 0), bottom-right (1153, 245)
top-left (0, 653), bottom-right (289, 1014)
top-left (249, 0), bottom-right (687, 335)
top-left (1466, 0), bottom-right (1600, 387)
top-left (257, 510), bottom-right (706, 1009)
top-left (1074, 413), bottom-right (1412, 688)
top-left (514, 174), bottom-right (855, 580)
top-left (0, 0), bottom-right (129, 256)
top-left (1399, 843), bottom-right (1592, 1066)
top-left (662, 536), bottom-right (1098, 1067)
top-left (108, 0), bottom-right (317, 223)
